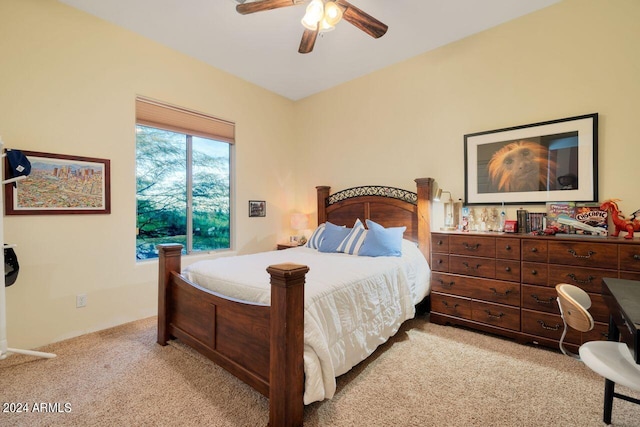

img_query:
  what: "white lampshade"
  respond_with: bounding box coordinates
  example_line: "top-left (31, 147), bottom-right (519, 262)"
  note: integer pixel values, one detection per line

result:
top-left (433, 187), bottom-right (442, 201)
top-left (318, 17), bottom-right (335, 32)
top-left (290, 213), bottom-right (310, 231)
top-left (301, 0), bottom-right (325, 31)
top-left (323, 1), bottom-right (343, 26)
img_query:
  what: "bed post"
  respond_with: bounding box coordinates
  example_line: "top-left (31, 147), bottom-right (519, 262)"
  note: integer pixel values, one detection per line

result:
top-left (415, 178), bottom-right (434, 261)
top-left (316, 186), bottom-right (330, 225)
top-left (157, 243), bottom-right (183, 346)
top-left (267, 263), bottom-right (310, 427)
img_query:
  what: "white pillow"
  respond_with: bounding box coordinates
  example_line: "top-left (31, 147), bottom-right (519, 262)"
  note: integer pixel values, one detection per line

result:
top-left (306, 223), bottom-right (326, 249)
top-left (337, 219), bottom-right (368, 255)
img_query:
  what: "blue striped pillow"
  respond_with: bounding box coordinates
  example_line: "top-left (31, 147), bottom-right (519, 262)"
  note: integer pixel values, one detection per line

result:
top-left (337, 219), bottom-right (368, 255)
top-left (306, 223), bottom-right (326, 249)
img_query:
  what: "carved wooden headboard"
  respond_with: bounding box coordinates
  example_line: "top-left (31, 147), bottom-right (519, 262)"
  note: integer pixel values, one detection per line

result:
top-left (316, 178), bottom-right (434, 260)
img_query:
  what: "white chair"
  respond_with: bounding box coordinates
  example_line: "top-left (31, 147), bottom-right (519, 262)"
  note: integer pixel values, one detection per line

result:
top-left (556, 283), bottom-right (640, 425)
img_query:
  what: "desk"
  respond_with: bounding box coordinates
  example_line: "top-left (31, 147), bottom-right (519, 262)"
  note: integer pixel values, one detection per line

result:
top-left (601, 278), bottom-right (640, 424)
top-left (602, 278), bottom-right (640, 364)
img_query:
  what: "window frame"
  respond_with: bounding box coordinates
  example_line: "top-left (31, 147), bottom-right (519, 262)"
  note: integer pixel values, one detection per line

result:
top-left (135, 97), bottom-right (234, 260)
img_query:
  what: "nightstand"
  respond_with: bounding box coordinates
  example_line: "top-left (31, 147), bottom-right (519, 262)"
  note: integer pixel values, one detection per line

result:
top-left (277, 242), bottom-right (301, 250)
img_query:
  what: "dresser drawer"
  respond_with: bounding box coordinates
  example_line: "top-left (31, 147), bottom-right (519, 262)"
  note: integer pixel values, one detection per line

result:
top-left (449, 235), bottom-right (496, 257)
top-left (495, 260), bottom-right (520, 282)
top-left (496, 238), bottom-right (520, 260)
top-left (471, 278), bottom-right (520, 306)
top-left (521, 284), bottom-right (559, 314)
top-left (471, 300), bottom-right (520, 331)
top-left (620, 271), bottom-right (640, 281)
top-left (582, 322), bottom-right (610, 343)
top-left (431, 272), bottom-right (474, 298)
top-left (547, 265), bottom-right (616, 294)
top-left (431, 253), bottom-right (448, 272)
top-left (547, 241), bottom-right (617, 269)
top-left (431, 234), bottom-right (449, 253)
top-left (619, 244), bottom-right (640, 272)
top-left (431, 292), bottom-right (472, 320)
top-left (522, 240), bottom-right (547, 262)
top-left (522, 309), bottom-right (580, 344)
top-left (449, 255), bottom-right (495, 279)
top-left (522, 262), bottom-right (548, 286)
top-left (588, 293), bottom-right (610, 324)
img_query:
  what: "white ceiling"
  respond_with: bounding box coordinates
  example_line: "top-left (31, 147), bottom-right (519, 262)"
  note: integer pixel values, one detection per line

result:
top-left (57, 0), bottom-right (561, 101)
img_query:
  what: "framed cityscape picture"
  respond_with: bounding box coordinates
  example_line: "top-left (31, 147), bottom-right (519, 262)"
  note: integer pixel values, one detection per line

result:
top-left (5, 150), bottom-right (111, 215)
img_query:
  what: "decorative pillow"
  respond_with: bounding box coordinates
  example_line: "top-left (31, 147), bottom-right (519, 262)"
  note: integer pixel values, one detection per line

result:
top-left (358, 219), bottom-right (406, 257)
top-left (318, 222), bottom-right (350, 253)
top-left (337, 218), bottom-right (367, 255)
top-left (306, 223), bottom-right (326, 249)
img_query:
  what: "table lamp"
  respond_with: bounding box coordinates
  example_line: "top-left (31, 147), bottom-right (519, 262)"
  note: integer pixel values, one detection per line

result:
top-left (290, 213), bottom-right (309, 245)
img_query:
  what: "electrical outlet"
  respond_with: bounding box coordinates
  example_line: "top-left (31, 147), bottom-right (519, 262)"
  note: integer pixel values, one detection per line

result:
top-left (76, 294), bottom-right (87, 308)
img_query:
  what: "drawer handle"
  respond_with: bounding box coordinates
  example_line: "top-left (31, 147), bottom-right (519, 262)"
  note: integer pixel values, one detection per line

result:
top-left (463, 242), bottom-right (480, 251)
top-left (442, 300), bottom-right (460, 309)
top-left (437, 240), bottom-right (444, 246)
top-left (530, 247), bottom-right (538, 253)
top-left (531, 294), bottom-right (555, 305)
top-left (462, 262), bottom-right (481, 270)
top-left (537, 320), bottom-right (561, 331)
top-left (505, 245), bottom-right (511, 250)
top-left (566, 273), bottom-right (595, 285)
top-left (484, 309), bottom-right (504, 319)
top-left (505, 266), bottom-right (511, 272)
top-left (436, 279), bottom-right (455, 289)
top-left (530, 269), bottom-right (538, 276)
top-left (634, 254), bottom-right (640, 261)
top-left (489, 287), bottom-right (512, 297)
top-left (437, 259), bottom-right (443, 264)
top-left (568, 249), bottom-right (595, 259)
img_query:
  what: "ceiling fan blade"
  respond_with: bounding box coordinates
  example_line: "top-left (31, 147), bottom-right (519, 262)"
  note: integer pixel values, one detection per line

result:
top-left (298, 28), bottom-right (319, 54)
top-left (335, 0), bottom-right (388, 39)
top-left (236, 0), bottom-right (304, 15)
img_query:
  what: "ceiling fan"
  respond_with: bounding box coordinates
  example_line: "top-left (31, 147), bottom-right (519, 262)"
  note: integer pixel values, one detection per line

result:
top-left (236, 0), bottom-right (388, 54)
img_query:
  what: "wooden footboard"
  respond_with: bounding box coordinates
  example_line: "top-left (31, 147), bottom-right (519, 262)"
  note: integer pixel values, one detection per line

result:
top-left (157, 244), bottom-right (309, 427)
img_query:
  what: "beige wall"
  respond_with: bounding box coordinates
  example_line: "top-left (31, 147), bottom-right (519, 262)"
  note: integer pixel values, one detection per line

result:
top-left (2, 0), bottom-right (639, 350)
top-left (1, 0), bottom-right (297, 349)
top-left (295, 0), bottom-right (640, 226)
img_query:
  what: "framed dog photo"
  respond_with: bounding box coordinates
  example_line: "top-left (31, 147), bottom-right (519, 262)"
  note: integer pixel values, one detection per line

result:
top-left (464, 113), bottom-right (598, 205)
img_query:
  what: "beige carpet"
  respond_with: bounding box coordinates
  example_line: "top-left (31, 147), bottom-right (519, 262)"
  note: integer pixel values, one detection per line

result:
top-left (2, 315), bottom-right (638, 426)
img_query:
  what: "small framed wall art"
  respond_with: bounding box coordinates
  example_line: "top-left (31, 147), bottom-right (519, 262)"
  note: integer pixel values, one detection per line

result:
top-left (248, 200), bottom-right (266, 217)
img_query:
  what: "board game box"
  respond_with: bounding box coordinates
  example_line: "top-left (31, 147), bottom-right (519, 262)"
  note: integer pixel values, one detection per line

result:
top-left (545, 202), bottom-right (608, 235)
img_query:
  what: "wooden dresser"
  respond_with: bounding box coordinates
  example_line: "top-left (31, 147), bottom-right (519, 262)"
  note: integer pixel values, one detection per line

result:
top-left (430, 231), bottom-right (640, 352)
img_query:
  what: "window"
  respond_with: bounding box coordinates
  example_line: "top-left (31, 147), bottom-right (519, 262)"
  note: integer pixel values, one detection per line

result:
top-left (135, 97), bottom-right (233, 260)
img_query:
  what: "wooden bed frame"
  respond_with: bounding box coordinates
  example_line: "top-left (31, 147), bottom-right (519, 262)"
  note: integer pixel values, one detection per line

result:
top-left (157, 178), bottom-right (433, 426)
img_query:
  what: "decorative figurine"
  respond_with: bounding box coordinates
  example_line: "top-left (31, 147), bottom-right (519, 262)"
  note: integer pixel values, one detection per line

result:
top-left (600, 199), bottom-right (640, 239)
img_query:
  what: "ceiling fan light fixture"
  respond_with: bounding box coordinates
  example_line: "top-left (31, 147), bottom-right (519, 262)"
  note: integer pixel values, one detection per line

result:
top-left (318, 17), bottom-right (335, 32)
top-left (323, 1), bottom-right (343, 26)
top-left (301, 0), bottom-right (324, 30)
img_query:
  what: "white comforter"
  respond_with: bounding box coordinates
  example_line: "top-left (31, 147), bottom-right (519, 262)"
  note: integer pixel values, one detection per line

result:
top-left (183, 239), bottom-right (430, 404)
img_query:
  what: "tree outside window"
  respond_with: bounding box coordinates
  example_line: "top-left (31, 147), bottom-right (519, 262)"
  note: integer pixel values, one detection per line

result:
top-left (136, 125), bottom-right (230, 260)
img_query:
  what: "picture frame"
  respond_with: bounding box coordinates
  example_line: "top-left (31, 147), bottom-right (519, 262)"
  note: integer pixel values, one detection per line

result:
top-left (4, 150), bottom-right (111, 215)
top-left (464, 113), bottom-right (598, 205)
top-left (248, 200), bottom-right (266, 217)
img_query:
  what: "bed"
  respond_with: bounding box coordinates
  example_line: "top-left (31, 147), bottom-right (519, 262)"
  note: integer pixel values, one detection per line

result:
top-left (157, 177), bottom-right (434, 426)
